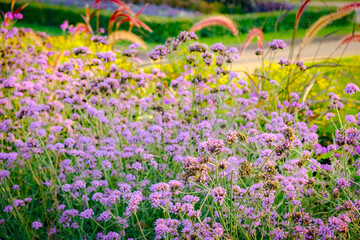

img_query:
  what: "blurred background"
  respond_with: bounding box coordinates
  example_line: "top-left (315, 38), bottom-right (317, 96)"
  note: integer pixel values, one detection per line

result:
top-left (1, 0), bottom-right (359, 71)
top-left (0, 0), bottom-right (357, 42)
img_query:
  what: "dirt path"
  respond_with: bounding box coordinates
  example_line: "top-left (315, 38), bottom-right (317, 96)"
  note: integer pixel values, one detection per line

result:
top-left (232, 1), bottom-right (360, 71)
top-left (231, 35), bottom-right (360, 72)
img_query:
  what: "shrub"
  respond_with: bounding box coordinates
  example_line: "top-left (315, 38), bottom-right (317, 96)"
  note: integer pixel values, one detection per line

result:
top-left (125, 0), bottom-right (220, 14)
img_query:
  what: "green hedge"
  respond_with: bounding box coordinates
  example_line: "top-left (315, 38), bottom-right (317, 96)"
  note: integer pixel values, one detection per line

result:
top-left (0, 0), bottom-right (355, 43)
top-left (124, 0), bottom-right (224, 14)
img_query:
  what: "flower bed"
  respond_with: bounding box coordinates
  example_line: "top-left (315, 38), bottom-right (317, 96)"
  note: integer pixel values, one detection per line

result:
top-left (1, 13), bottom-right (360, 240)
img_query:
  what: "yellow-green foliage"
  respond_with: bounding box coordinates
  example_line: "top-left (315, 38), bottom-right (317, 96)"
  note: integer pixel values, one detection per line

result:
top-left (260, 56), bottom-right (360, 137)
top-left (264, 57), bottom-right (360, 102)
top-left (48, 34), bottom-right (133, 70)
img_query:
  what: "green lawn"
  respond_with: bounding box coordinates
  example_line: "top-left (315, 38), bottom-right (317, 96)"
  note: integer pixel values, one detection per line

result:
top-left (16, 22), bottom-right (63, 36)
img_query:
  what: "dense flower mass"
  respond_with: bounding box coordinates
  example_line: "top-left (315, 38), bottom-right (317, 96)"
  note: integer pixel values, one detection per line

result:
top-left (0, 15), bottom-right (360, 240)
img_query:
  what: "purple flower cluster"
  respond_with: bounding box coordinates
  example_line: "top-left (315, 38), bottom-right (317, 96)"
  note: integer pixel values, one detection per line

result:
top-left (32, 221), bottom-right (43, 229)
top-left (96, 51), bottom-right (116, 62)
top-left (91, 35), bottom-right (108, 45)
top-left (212, 186), bottom-right (226, 205)
top-left (149, 31), bottom-right (198, 60)
top-left (148, 45), bottom-right (170, 60)
top-left (345, 83), bottom-right (360, 95)
top-left (279, 58), bottom-right (292, 67)
top-left (269, 39), bottom-right (287, 50)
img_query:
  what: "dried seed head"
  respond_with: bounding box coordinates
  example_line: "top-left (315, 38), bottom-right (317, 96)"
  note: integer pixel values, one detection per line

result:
top-left (218, 160), bottom-right (229, 170)
top-left (283, 127), bottom-right (295, 141)
top-left (275, 145), bottom-right (285, 157)
top-left (237, 132), bottom-right (248, 143)
top-left (255, 48), bottom-right (263, 55)
top-left (226, 130), bottom-right (238, 145)
top-left (285, 120), bottom-right (292, 126)
top-left (264, 162), bottom-right (277, 175)
top-left (186, 55), bottom-right (198, 66)
top-left (275, 140), bottom-right (293, 157)
top-left (342, 201), bottom-right (353, 211)
top-left (239, 160), bottom-right (252, 177)
top-left (264, 179), bottom-right (280, 190)
top-left (306, 177), bottom-right (315, 188)
top-left (332, 188), bottom-right (339, 199)
top-left (198, 155), bottom-right (210, 164)
top-left (291, 211), bottom-right (310, 225)
top-left (297, 158), bottom-right (306, 167)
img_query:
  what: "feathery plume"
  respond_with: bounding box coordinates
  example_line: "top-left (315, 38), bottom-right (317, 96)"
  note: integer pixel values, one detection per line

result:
top-left (298, 10), bottom-right (352, 58)
top-left (339, 34), bottom-right (360, 46)
top-left (108, 30), bottom-right (147, 49)
top-left (338, 2), bottom-right (360, 12)
top-left (240, 28), bottom-right (263, 56)
top-left (190, 16), bottom-right (239, 36)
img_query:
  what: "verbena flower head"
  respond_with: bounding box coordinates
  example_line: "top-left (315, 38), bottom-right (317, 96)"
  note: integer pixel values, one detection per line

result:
top-left (79, 209), bottom-right (94, 219)
top-left (60, 20), bottom-right (69, 31)
top-left (212, 186), bottom-right (226, 205)
top-left (269, 39), bottom-right (287, 50)
top-left (0, 170), bottom-right (10, 183)
top-left (295, 60), bottom-right (306, 71)
top-left (32, 221), bottom-right (43, 229)
top-left (346, 115), bottom-right (357, 124)
top-left (325, 113), bottom-right (335, 120)
top-left (337, 178), bottom-right (351, 188)
top-left (279, 58), bottom-right (292, 67)
top-left (91, 35), bottom-right (108, 45)
top-left (189, 42), bottom-right (207, 53)
top-left (6, 12), bottom-right (13, 20)
top-left (344, 83), bottom-right (359, 95)
top-left (255, 48), bottom-right (263, 55)
top-left (13, 13), bottom-right (23, 20)
top-left (148, 45), bottom-right (170, 60)
top-left (210, 43), bottom-right (227, 54)
top-left (96, 51), bottom-right (116, 62)
top-left (72, 47), bottom-right (91, 56)
top-left (206, 138), bottom-right (224, 155)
